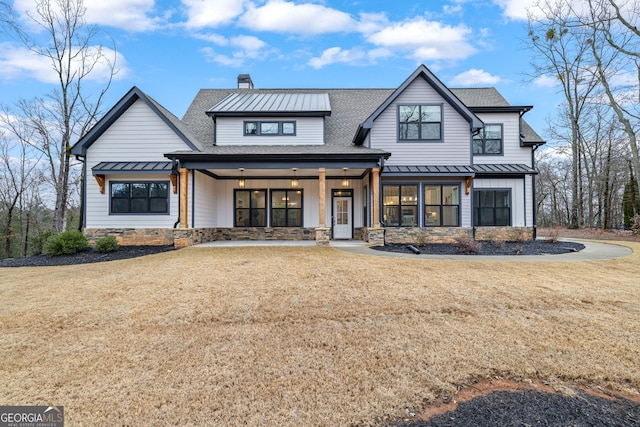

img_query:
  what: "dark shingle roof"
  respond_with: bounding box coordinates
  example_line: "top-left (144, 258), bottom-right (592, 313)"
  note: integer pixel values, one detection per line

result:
top-left (450, 88), bottom-right (511, 107)
top-left (182, 88), bottom-right (394, 148)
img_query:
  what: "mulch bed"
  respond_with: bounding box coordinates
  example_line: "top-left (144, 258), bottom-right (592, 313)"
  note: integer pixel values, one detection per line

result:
top-left (394, 386), bottom-right (640, 426)
top-left (373, 240), bottom-right (585, 256)
top-left (0, 245), bottom-right (175, 267)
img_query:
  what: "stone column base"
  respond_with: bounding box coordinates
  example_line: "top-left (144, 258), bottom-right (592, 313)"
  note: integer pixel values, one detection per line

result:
top-left (315, 227), bottom-right (331, 245)
top-left (365, 228), bottom-right (385, 246)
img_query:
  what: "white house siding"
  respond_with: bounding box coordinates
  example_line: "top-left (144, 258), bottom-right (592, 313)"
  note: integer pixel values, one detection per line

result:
top-left (193, 171), bottom-right (217, 227)
top-left (84, 99), bottom-right (193, 228)
top-left (473, 112), bottom-right (533, 165)
top-left (369, 78), bottom-right (472, 166)
top-left (215, 117), bottom-right (324, 145)
top-left (474, 178), bottom-right (528, 227)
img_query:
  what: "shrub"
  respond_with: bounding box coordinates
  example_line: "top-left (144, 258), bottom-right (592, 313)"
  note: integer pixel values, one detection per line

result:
top-left (44, 230), bottom-right (89, 256)
top-left (29, 229), bottom-right (55, 255)
top-left (454, 236), bottom-right (482, 254)
top-left (94, 236), bottom-right (120, 253)
top-left (546, 227), bottom-right (561, 243)
top-left (632, 215), bottom-right (640, 236)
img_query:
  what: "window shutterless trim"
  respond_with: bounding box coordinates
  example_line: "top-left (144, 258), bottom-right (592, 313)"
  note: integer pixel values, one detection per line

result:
top-left (473, 188), bottom-right (512, 226)
top-left (244, 120), bottom-right (297, 136)
top-left (382, 184), bottom-right (418, 227)
top-left (270, 188), bottom-right (303, 227)
top-left (234, 189), bottom-right (267, 227)
top-left (472, 123), bottom-right (504, 155)
top-left (423, 183), bottom-right (461, 227)
top-left (397, 104), bottom-right (444, 143)
top-left (109, 180), bottom-right (170, 215)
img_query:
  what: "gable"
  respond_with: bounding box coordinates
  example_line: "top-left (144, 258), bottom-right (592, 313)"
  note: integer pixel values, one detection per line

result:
top-left (71, 86), bottom-right (201, 156)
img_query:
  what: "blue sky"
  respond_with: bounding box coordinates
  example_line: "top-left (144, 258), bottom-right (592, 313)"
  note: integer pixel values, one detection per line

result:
top-left (0, 0), bottom-right (560, 141)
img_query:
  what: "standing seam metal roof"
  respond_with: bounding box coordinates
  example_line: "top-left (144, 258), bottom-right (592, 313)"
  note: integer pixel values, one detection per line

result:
top-left (208, 92), bottom-right (331, 115)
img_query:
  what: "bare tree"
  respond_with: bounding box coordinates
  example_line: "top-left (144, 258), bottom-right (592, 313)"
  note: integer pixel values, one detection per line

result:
top-left (2, 0), bottom-right (116, 232)
top-left (527, 0), bottom-right (602, 228)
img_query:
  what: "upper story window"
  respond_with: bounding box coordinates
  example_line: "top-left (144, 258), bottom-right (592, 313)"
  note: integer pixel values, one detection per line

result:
top-left (398, 105), bottom-right (442, 141)
top-left (473, 124), bottom-right (503, 155)
top-left (244, 121), bottom-right (296, 136)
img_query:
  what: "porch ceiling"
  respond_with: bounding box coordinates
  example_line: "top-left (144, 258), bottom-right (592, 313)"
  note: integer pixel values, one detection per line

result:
top-left (204, 167), bottom-right (366, 178)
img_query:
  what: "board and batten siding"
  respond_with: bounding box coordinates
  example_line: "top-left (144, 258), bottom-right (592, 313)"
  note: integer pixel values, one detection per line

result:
top-left (215, 116), bottom-right (324, 145)
top-left (84, 99), bottom-right (192, 228)
top-left (369, 78), bottom-right (472, 166)
top-left (473, 112), bottom-right (533, 165)
top-left (473, 177), bottom-right (532, 227)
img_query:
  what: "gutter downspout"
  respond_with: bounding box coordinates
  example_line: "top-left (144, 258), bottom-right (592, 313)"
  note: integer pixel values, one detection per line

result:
top-left (532, 144), bottom-right (542, 239)
top-left (74, 154), bottom-right (86, 231)
top-left (172, 159), bottom-right (181, 229)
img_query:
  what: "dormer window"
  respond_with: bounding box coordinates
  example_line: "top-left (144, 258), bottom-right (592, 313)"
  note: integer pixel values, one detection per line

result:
top-left (244, 121), bottom-right (296, 136)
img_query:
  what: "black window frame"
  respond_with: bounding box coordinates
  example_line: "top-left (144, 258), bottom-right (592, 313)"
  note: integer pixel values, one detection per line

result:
top-left (473, 189), bottom-right (512, 226)
top-left (398, 104), bottom-right (443, 142)
top-left (473, 124), bottom-right (503, 155)
top-left (234, 189), bottom-right (267, 227)
top-left (382, 184), bottom-right (418, 227)
top-left (270, 189), bottom-right (303, 227)
top-left (424, 184), bottom-right (461, 227)
top-left (109, 181), bottom-right (170, 215)
top-left (244, 120), bottom-right (296, 136)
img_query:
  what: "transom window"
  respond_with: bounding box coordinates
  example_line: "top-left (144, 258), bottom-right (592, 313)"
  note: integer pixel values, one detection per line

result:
top-left (110, 181), bottom-right (169, 214)
top-left (235, 190), bottom-right (266, 227)
top-left (398, 105), bottom-right (442, 141)
top-left (424, 185), bottom-right (460, 226)
top-left (271, 189), bottom-right (303, 227)
top-left (473, 124), bottom-right (503, 155)
top-left (383, 185), bottom-right (418, 226)
top-left (244, 121), bottom-right (296, 136)
top-left (474, 189), bottom-right (511, 226)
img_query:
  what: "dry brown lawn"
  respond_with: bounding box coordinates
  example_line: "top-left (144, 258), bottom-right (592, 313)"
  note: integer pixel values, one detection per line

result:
top-left (1, 242), bottom-right (639, 426)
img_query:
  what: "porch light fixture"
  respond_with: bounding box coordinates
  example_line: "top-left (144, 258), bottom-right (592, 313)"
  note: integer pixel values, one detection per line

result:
top-left (291, 168), bottom-right (299, 189)
top-left (342, 168), bottom-right (349, 188)
top-left (238, 168), bottom-right (245, 188)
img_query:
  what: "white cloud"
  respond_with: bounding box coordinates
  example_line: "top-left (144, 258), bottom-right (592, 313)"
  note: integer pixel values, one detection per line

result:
top-left (193, 33), bottom-right (230, 46)
top-left (13, 0), bottom-right (164, 31)
top-left (0, 43), bottom-right (128, 84)
top-left (308, 46), bottom-right (392, 69)
top-left (200, 35), bottom-right (269, 67)
top-left (201, 47), bottom-right (244, 67)
top-left (533, 74), bottom-right (558, 88)
top-left (231, 35), bottom-right (266, 58)
top-left (450, 69), bottom-right (501, 86)
top-left (239, 0), bottom-right (356, 35)
top-left (492, 0), bottom-right (536, 20)
top-left (182, 0), bottom-right (247, 29)
top-left (367, 18), bottom-right (476, 61)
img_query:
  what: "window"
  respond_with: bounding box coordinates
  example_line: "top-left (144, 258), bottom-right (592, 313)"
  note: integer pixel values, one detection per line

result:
top-left (473, 124), bottom-right (503, 155)
top-left (235, 190), bottom-right (266, 227)
top-left (398, 105), bottom-right (442, 141)
top-left (424, 185), bottom-right (460, 226)
top-left (244, 121), bottom-right (296, 136)
top-left (474, 190), bottom-right (511, 226)
top-left (383, 185), bottom-right (418, 226)
top-left (271, 189), bottom-right (303, 227)
top-left (110, 181), bottom-right (169, 214)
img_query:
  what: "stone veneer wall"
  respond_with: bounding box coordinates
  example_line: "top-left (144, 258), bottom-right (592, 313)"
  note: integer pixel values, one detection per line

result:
top-left (474, 226), bottom-right (534, 241)
top-left (84, 228), bottom-right (175, 246)
top-left (213, 227), bottom-right (316, 241)
top-left (384, 227), bottom-right (472, 244)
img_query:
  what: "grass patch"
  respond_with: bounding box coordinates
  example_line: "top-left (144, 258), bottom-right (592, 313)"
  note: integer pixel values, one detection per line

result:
top-left (1, 243), bottom-right (639, 426)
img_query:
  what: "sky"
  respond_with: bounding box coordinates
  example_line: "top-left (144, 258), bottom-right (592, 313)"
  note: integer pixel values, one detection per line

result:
top-left (0, 0), bottom-right (561, 142)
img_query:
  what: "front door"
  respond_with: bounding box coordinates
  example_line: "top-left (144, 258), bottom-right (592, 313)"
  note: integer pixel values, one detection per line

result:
top-left (333, 196), bottom-right (352, 239)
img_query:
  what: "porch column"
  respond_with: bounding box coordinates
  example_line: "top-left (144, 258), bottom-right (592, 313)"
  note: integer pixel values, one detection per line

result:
top-left (318, 168), bottom-right (326, 227)
top-left (371, 167), bottom-right (380, 227)
top-left (179, 168), bottom-right (189, 228)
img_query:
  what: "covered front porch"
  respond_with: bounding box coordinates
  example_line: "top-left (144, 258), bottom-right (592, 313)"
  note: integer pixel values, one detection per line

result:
top-left (167, 146), bottom-right (390, 246)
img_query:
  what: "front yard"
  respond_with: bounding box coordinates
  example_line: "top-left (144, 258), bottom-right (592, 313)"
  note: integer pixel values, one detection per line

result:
top-left (1, 242), bottom-right (639, 426)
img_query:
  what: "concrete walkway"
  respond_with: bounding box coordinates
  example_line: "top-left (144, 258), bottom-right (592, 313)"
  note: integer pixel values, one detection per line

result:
top-left (196, 239), bottom-right (632, 261)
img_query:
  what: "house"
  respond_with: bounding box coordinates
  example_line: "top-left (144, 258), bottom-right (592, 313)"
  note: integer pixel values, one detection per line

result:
top-left (70, 65), bottom-right (545, 247)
